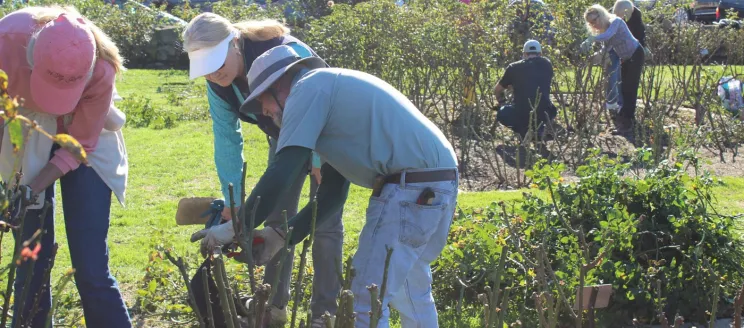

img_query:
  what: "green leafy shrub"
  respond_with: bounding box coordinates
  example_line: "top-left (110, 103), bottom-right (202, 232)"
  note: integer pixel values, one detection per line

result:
top-left (435, 149), bottom-right (744, 326)
top-left (548, 149), bottom-right (743, 324)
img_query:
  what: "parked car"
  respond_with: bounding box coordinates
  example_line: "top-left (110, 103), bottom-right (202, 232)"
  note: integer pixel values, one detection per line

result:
top-left (717, 0), bottom-right (744, 19)
top-left (691, 0), bottom-right (721, 23)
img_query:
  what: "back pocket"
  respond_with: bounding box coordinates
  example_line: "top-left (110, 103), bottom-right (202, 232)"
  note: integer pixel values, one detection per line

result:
top-left (398, 201), bottom-right (448, 249)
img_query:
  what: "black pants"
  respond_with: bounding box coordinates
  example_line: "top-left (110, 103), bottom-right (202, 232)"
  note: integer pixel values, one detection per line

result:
top-left (497, 103), bottom-right (557, 139)
top-left (619, 46), bottom-right (645, 121)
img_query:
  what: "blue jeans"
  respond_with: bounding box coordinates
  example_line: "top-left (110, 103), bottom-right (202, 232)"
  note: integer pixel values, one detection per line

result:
top-left (12, 152), bottom-right (131, 327)
top-left (607, 50), bottom-right (623, 106)
top-left (352, 168), bottom-right (459, 328)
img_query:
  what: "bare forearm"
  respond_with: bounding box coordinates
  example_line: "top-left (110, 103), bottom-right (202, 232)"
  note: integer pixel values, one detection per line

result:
top-left (28, 163), bottom-right (64, 196)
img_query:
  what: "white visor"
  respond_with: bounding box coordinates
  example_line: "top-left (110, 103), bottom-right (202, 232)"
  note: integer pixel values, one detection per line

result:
top-left (188, 32), bottom-right (236, 80)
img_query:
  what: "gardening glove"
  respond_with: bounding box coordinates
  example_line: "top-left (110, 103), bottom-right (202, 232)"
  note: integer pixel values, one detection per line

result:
top-left (580, 36), bottom-right (595, 53)
top-left (191, 221), bottom-right (235, 257)
top-left (251, 226), bottom-right (286, 266)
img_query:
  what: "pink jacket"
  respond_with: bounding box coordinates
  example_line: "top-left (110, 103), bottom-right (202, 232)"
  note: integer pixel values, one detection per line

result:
top-left (0, 9), bottom-right (114, 174)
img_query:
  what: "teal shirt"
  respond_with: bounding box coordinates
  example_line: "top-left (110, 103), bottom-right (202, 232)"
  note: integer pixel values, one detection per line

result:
top-left (206, 42), bottom-right (321, 202)
top-left (276, 68), bottom-right (458, 189)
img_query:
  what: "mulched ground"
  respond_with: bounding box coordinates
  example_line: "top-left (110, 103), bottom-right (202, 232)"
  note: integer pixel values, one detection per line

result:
top-left (454, 106), bottom-right (744, 192)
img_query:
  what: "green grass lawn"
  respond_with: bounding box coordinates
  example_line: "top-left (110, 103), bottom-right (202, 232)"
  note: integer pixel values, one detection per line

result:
top-left (2, 68), bottom-right (744, 326)
top-left (115, 69), bottom-right (210, 122)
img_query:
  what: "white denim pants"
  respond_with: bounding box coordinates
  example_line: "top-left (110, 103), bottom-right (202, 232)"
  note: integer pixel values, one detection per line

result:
top-left (352, 168), bottom-right (459, 328)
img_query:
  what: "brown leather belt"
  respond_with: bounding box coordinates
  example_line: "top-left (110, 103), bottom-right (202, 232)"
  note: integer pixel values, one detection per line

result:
top-left (372, 169), bottom-right (457, 197)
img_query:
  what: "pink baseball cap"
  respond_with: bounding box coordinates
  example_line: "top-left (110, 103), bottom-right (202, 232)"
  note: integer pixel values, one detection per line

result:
top-left (30, 13), bottom-right (96, 116)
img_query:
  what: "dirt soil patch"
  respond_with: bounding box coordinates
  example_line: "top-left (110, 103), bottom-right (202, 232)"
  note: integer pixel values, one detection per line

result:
top-left (455, 107), bottom-right (744, 192)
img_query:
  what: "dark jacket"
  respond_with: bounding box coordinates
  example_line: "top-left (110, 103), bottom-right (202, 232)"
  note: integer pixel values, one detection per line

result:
top-left (626, 7), bottom-right (646, 47)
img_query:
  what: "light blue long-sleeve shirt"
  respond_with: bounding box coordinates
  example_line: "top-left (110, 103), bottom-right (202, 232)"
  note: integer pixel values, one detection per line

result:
top-left (207, 42), bottom-right (321, 203)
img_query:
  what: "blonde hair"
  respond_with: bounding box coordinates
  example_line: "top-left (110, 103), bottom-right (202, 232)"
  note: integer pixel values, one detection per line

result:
top-left (182, 12), bottom-right (290, 53)
top-left (584, 4), bottom-right (615, 35)
top-left (613, 0), bottom-right (634, 20)
top-left (25, 5), bottom-right (125, 74)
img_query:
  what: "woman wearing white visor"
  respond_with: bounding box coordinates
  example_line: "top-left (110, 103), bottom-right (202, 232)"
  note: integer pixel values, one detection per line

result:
top-left (182, 13), bottom-right (344, 328)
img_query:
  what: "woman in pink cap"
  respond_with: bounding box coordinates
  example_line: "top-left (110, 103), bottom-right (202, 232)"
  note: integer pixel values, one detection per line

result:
top-left (0, 6), bottom-right (131, 327)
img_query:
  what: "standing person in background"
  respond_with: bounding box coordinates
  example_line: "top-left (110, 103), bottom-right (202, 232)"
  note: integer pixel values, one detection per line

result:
top-left (582, 4), bottom-right (645, 141)
top-left (614, 0), bottom-right (646, 49)
top-left (182, 13), bottom-right (344, 328)
top-left (604, 0), bottom-right (649, 113)
top-left (0, 6), bottom-right (131, 327)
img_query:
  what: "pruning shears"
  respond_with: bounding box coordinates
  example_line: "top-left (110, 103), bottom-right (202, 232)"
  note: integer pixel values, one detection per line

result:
top-left (225, 239), bottom-right (265, 259)
top-left (201, 199), bottom-right (265, 258)
top-left (201, 199), bottom-right (225, 230)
